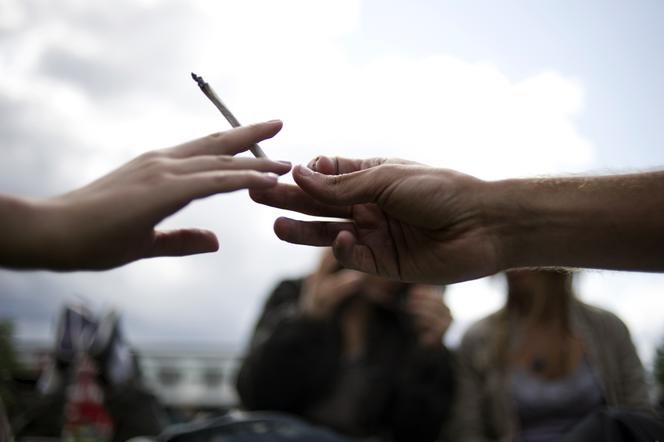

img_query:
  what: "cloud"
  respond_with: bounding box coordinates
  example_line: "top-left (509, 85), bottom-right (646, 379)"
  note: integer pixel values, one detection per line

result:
top-left (0, 0), bottom-right (615, 359)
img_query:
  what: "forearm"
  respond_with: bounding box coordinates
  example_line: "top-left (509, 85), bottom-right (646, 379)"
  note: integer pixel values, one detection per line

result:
top-left (485, 171), bottom-right (664, 272)
top-left (0, 194), bottom-right (54, 269)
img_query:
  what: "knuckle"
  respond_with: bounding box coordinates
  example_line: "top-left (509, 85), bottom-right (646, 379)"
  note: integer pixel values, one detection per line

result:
top-left (210, 170), bottom-right (255, 186)
top-left (206, 132), bottom-right (228, 146)
top-left (329, 174), bottom-right (343, 187)
top-left (144, 170), bottom-right (170, 186)
top-left (136, 150), bottom-right (162, 163)
top-left (145, 157), bottom-right (170, 173)
top-left (331, 156), bottom-right (340, 174)
top-left (327, 175), bottom-right (346, 198)
top-left (208, 131), bottom-right (226, 140)
top-left (136, 155), bottom-right (171, 182)
top-left (245, 170), bottom-right (263, 179)
top-left (371, 157), bottom-right (390, 167)
top-left (210, 172), bottom-right (231, 185)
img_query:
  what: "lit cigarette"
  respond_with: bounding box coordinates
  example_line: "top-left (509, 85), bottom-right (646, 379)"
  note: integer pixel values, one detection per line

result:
top-left (191, 72), bottom-right (267, 158)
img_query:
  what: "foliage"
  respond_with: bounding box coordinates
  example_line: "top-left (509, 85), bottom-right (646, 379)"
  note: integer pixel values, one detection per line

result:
top-left (655, 340), bottom-right (664, 411)
top-left (0, 319), bottom-right (20, 411)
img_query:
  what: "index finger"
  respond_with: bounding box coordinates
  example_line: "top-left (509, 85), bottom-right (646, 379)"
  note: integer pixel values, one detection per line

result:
top-left (250, 183), bottom-right (352, 218)
top-left (308, 156), bottom-right (386, 175)
top-left (167, 120), bottom-right (283, 158)
top-left (308, 156), bottom-right (418, 175)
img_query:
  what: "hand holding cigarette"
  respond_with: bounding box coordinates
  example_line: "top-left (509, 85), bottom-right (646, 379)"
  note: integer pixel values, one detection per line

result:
top-left (0, 121), bottom-right (290, 271)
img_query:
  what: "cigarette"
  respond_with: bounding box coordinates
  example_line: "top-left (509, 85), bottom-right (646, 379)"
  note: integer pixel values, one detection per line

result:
top-left (191, 72), bottom-right (267, 158)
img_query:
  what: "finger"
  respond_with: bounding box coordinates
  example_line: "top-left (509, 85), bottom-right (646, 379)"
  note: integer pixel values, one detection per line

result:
top-left (168, 156), bottom-right (291, 176)
top-left (307, 156), bottom-right (388, 175)
top-left (146, 228), bottom-right (219, 257)
top-left (413, 316), bottom-right (434, 331)
top-left (408, 296), bottom-right (445, 312)
top-left (407, 294), bottom-right (448, 313)
top-left (292, 163), bottom-right (395, 206)
top-left (421, 332), bottom-right (443, 347)
top-left (167, 120), bottom-right (283, 158)
top-left (171, 170), bottom-right (279, 202)
top-left (274, 217), bottom-right (356, 246)
top-left (250, 184), bottom-right (351, 218)
top-left (408, 301), bottom-right (450, 324)
top-left (409, 285), bottom-right (444, 300)
top-left (406, 298), bottom-right (437, 315)
top-left (408, 304), bottom-right (444, 322)
top-left (332, 230), bottom-right (382, 276)
top-left (308, 156), bottom-right (419, 175)
top-left (329, 270), bottom-right (365, 296)
top-left (318, 248), bottom-right (343, 274)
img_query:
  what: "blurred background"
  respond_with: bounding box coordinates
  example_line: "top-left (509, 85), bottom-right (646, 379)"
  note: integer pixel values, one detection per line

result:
top-left (2, 0), bottom-right (664, 409)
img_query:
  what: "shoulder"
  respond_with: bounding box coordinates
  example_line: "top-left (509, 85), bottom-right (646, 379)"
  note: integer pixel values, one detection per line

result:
top-left (573, 300), bottom-right (632, 341)
top-left (574, 301), bottom-right (629, 330)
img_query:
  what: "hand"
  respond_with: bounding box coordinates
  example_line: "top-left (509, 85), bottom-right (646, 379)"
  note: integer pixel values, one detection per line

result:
top-left (251, 156), bottom-right (501, 284)
top-left (1, 120), bottom-right (290, 270)
top-left (405, 285), bottom-right (452, 348)
top-left (300, 249), bottom-right (364, 319)
top-left (254, 156), bottom-right (664, 280)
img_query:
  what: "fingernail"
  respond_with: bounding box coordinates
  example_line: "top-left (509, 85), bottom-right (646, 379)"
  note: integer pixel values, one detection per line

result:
top-left (297, 164), bottom-right (313, 177)
top-left (265, 172), bottom-right (279, 180)
top-left (308, 156), bottom-right (321, 171)
top-left (266, 119), bottom-right (282, 124)
top-left (278, 160), bottom-right (292, 166)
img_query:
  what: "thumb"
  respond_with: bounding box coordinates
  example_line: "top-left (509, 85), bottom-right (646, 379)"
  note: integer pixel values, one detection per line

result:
top-left (292, 164), bottom-right (390, 206)
top-left (147, 228), bottom-right (219, 257)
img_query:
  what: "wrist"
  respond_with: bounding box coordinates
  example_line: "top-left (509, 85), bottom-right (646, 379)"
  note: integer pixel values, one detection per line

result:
top-left (480, 177), bottom-right (570, 270)
top-left (478, 179), bottom-right (530, 271)
top-left (0, 195), bottom-right (54, 269)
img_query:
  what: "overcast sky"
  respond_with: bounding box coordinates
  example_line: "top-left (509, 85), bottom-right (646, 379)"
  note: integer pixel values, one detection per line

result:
top-left (1, 0), bottom-right (664, 368)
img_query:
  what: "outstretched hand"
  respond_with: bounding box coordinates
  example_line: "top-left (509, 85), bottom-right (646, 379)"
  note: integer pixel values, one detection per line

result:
top-left (251, 155), bottom-right (501, 284)
top-left (1, 120), bottom-right (290, 270)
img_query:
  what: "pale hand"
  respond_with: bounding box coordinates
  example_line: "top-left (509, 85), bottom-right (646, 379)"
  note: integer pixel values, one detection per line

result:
top-left (1, 121), bottom-right (290, 270)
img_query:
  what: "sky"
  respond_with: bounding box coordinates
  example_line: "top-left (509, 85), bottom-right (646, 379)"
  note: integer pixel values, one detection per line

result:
top-left (1, 0), bottom-right (664, 370)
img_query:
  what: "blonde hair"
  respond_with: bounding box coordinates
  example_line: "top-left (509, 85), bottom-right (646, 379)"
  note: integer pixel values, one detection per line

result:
top-left (493, 269), bottom-right (581, 379)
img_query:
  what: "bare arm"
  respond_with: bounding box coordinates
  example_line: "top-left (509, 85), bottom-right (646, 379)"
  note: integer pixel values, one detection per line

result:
top-left (0, 120), bottom-right (290, 271)
top-left (489, 172), bottom-right (664, 272)
top-left (252, 155), bottom-right (664, 284)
